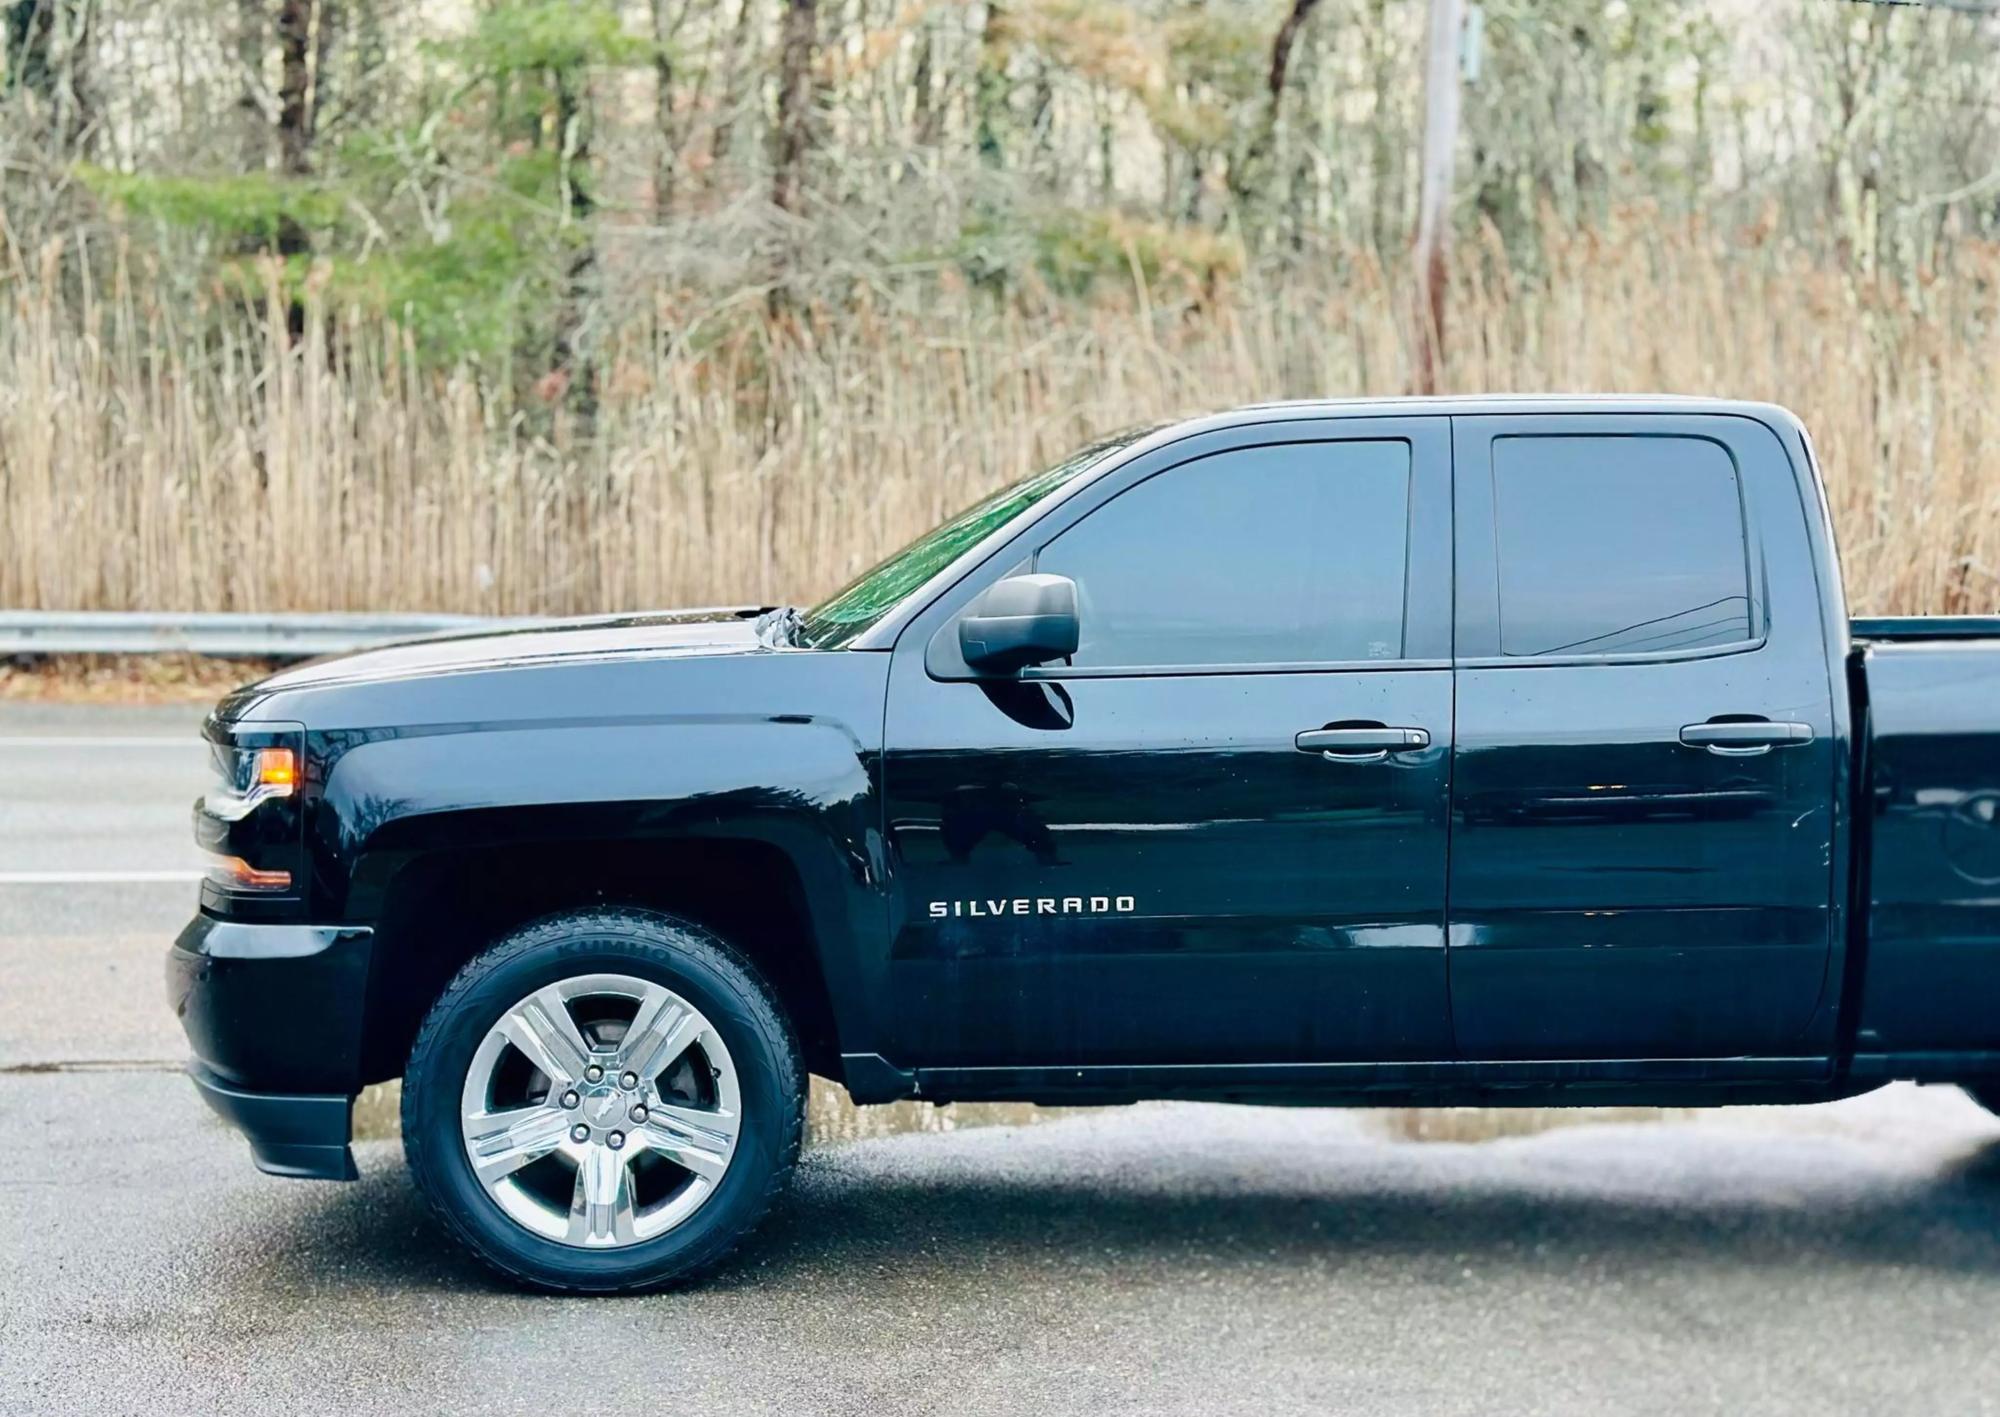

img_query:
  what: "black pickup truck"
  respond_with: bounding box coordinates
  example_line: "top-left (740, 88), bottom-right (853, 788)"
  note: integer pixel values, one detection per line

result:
top-left (170, 396), bottom-right (2000, 1292)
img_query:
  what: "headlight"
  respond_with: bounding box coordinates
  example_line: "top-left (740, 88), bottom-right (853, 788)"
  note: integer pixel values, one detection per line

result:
top-left (201, 747), bottom-right (297, 822)
top-left (196, 724), bottom-right (306, 897)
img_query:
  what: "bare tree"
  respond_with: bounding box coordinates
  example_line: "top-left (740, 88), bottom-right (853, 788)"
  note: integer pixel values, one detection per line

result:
top-left (911, 11), bottom-right (942, 153)
top-left (709, 0), bottom-right (758, 172)
top-left (236, 0), bottom-right (268, 169)
top-left (1232, 0), bottom-right (1325, 205)
top-left (5, 0), bottom-right (94, 154)
top-left (274, 0), bottom-right (315, 178)
top-left (651, 0), bottom-right (678, 216)
top-left (974, 0), bottom-right (1009, 168)
top-left (771, 0), bottom-right (817, 216)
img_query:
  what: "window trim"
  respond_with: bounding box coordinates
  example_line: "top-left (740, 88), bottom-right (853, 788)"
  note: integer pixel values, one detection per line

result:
top-left (1455, 425), bottom-right (1771, 670)
top-left (1022, 657), bottom-right (1453, 681)
top-left (1452, 638), bottom-right (1766, 672)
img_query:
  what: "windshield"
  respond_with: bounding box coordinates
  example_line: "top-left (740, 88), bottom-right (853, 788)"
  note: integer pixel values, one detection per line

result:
top-left (796, 428), bottom-right (1150, 648)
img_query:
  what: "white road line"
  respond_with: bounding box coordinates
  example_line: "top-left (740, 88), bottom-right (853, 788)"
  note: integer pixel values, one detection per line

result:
top-left (0, 737), bottom-right (196, 749)
top-left (0, 870), bottom-right (201, 885)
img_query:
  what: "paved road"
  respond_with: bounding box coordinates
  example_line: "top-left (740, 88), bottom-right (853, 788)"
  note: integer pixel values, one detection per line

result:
top-left (5, 702), bottom-right (2000, 1415)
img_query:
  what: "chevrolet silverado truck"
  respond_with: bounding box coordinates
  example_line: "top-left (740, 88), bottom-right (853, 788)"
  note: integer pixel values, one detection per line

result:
top-left (170, 396), bottom-right (2000, 1293)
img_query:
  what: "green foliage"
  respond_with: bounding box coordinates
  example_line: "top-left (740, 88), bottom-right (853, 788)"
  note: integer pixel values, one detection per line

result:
top-left (454, 0), bottom-right (652, 76)
top-left (366, 144), bottom-right (589, 362)
top-left (79, 167), bottom-right (342, 245)
top-left (198, 203), bottom-right (566, 367)
top-left (85, 148), bottom-right (580, 365)
top-left (351, 212), bottom-right (562, 365)
top-left (496, 148), bottom-right (565, 201)
top-left (79, 0), bottom-right (646, 373)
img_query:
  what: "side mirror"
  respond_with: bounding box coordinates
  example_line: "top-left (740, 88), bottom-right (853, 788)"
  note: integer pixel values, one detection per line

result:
top-left (959, 573), bottom-right (1080, 674)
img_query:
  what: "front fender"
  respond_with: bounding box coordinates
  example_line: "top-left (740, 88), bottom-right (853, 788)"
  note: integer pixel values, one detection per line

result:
top-left (326, 716), bottom-right (876, 873)
top-left (309, 712), bottom-right (889, 1062)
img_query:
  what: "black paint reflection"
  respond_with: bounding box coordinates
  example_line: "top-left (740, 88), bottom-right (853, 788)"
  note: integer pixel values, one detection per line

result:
top-left (1448, 660), bottom-right (1835, 1061)
top-left (978, 679), bottom-right (1074, 732)
top-left (1856, 644), bottom-right (2000, 1054)
top-left (939, 783), bottom-right (1061, 864)
top-left (885, 668), bottom-right (1455, 1067)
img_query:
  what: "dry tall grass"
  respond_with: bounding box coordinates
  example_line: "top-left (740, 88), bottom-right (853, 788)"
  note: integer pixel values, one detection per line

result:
top-left (3, 217), bottom-right (1997, 617)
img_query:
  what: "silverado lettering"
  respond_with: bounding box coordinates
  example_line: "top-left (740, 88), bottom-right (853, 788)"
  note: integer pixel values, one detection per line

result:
top-left (928, 896), bottom-right (1136, 917)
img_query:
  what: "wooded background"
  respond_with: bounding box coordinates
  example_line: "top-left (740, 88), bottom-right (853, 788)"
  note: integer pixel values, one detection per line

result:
top-left (2, 0), bottom-right (1998, 617)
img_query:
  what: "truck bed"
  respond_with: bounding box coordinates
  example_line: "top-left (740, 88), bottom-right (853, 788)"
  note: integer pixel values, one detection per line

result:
top-left (1851, 616), bottom-right (2000, 642)
top-left (1851, 627), bottom-right (2000, 1074)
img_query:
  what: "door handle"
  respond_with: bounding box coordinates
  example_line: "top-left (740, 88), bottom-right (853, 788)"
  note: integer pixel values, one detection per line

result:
top-left (1296, 726), bottom-right (1431, 761)
top-left (1678, 719), bottom-right (1814, 756)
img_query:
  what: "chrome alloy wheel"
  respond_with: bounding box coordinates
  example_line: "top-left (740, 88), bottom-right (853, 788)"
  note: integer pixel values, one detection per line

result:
top-left (459, 973), bottom-right (741, 1248)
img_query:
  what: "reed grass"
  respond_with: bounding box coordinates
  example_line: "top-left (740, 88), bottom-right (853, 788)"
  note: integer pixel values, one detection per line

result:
top-left (3, 215), bottom-right (1997, 618)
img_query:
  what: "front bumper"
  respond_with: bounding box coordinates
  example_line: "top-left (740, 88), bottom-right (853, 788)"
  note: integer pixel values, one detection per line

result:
top-left (188, 1062), bottom-right (358, 1180)
top-left (167, 915), bottom-right (375, 1182)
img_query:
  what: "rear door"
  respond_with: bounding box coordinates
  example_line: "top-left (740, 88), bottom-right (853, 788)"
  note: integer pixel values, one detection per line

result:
top-left (1447, 413), bottom-right (1838, 1060)
top-left (879, 418), bottom-right (1456, 1068)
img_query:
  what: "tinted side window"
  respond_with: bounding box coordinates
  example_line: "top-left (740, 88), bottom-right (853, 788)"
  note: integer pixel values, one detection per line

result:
top-left (1492, 435), bottom-right (1752, 659)
top-left (1036, 440), bottom-right (1410, 669)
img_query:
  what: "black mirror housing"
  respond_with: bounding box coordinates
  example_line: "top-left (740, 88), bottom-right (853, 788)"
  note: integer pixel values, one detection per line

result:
top-left (958, 573), bottom-right (1080, 674)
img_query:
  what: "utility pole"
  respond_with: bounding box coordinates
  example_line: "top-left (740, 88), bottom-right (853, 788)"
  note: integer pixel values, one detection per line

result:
top-left (1412, 0), bottom-right (1465, 395)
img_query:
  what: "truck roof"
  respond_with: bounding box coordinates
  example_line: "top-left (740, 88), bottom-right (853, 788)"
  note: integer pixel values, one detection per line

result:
top-left (1215, 393), bottom-right (1805, 424)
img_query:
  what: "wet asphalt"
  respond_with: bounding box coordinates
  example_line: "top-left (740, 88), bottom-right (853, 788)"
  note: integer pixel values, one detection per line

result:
top-left (6, 704), bottom-right (2000, 1415)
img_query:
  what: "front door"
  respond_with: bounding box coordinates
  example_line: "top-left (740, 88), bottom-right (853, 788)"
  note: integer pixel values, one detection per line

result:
top-left (1446, 414), bottom-right (1838, 1060)
top-left (880, 419), bottom-right (1456, 1068)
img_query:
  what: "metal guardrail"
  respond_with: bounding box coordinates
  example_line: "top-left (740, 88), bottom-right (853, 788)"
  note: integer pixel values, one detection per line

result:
top-left (0, 611), bottom-right (524, 657)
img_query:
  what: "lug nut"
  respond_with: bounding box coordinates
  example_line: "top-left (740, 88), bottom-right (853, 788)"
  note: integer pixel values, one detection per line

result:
top-left (584, 1064), bottom-right (604, 1084)
top-left (629, 1104), bottom-right (648, 1124)
top-left (560, 1090), bottom-right (580, 1110)
top-left (619, 1071), bottom-right (639, 1090)
top-left (570, 1123), bottom-right (590, 1143)
top-left (607, 1131), bottom-right (625, 1150)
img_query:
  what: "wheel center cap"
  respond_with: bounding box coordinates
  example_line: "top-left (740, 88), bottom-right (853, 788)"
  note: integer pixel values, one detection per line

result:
top-left (584, 1088), bottom-right (624, 1125)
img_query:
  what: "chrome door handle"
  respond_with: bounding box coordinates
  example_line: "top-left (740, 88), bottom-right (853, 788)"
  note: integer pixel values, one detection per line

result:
top-left (1296, 726), bottom-right (1431, 760)
top-left (1678, 720), bottom-right (1813, 756)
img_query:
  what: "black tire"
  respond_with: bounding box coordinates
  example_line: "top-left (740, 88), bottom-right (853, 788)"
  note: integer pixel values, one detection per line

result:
top-left (402, 907), bottom-right (803, 1294)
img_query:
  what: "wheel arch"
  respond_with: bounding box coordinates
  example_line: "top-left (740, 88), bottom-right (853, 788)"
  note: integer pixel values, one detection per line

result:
top-left (353, 820), bottom-right (862, 1089)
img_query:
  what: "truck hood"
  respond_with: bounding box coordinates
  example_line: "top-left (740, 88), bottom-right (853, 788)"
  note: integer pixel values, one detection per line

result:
top-left (227, 607), bottom-right (775, 702)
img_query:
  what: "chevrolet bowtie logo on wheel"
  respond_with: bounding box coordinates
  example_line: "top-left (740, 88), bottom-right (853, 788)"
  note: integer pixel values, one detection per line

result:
top-left (928, 896), bottom-right (1137, 919)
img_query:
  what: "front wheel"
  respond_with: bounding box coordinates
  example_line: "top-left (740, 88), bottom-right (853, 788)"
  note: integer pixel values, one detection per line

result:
top-left (402, 908), bottom-right (803, 1293)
